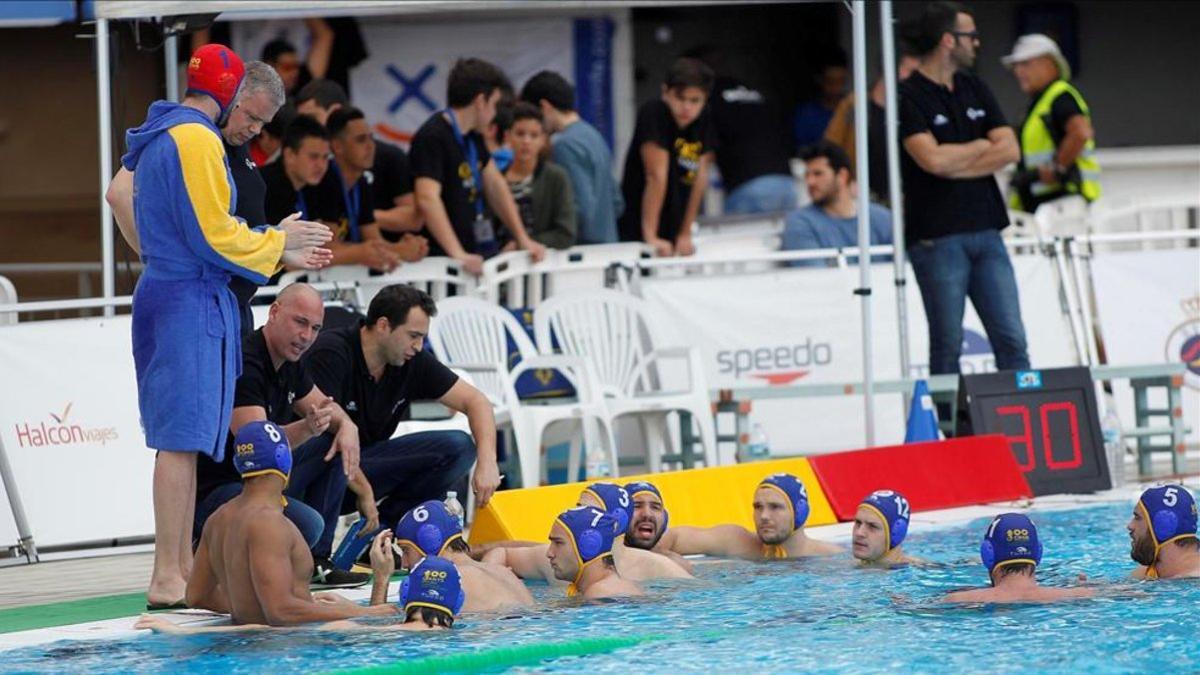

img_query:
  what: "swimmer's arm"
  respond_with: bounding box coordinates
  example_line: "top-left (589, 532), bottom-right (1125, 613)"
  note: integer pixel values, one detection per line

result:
top-left (469, 540), bottom-right (542, 560)
top-left (663, 550), bottom-right (695, 575)
top-left (135, 615), bottom-right (269, 634)
top-left (105, 167), bottom-right (140, 256)
top-left (667, 525), bottom-right (757, 558)
top-left (247, 521), bottom-right (397, 625)
top-left (940, 588), bottom-right (988, 604)
top-left (490, 544), bottom-right (552, 582)
top-left (185, 535), bottom-right (229, 614)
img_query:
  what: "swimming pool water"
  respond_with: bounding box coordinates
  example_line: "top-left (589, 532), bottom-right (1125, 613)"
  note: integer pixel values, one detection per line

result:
top-left (4, 501), bottom-right (1196, 673)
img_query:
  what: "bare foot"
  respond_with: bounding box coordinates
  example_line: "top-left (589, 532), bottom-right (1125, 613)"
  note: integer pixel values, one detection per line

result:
top-left (146, 573), bottom-right (187, 607)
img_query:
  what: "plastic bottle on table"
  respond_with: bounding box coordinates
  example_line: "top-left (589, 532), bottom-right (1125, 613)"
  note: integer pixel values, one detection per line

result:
top-left (444, 491), bottom-right (465, 530)
top-left (743, 424), bottom-right (771, 462)
top-left (1101, 396), bottom-right (1125, 489)
top-left (586, 441), bottom-right (613, 479)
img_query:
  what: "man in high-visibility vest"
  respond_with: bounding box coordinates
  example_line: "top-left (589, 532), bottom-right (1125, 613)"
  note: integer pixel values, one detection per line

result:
top-left (1002, 34), bottom-right (1100, 213)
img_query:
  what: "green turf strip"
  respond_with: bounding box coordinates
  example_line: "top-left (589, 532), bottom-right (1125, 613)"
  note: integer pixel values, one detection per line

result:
top-left (0, 592), bottom-right (147, 634)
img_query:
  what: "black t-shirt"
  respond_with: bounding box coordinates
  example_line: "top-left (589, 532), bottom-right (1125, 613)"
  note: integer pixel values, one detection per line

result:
top-left (619, 99), bottom-right (717, 242)
top-left (196, 328), bottom-right (315, 501)
top-left (303, 323), bottom-right (459, 446)
top-left (223, 141), bottom-right (269, 311)
top-left (709, 76), bottom-right (791, 192)
top-left (898, 70), bottom-right (1010, 242)
top-left (409, 112), bottom-right (492, 256)
top-left (305, 161), bottom-right (376, 243)
top-left (371, 141), bottom-right (415, 244)
top-left (261, 160), bottom-right (338, 229)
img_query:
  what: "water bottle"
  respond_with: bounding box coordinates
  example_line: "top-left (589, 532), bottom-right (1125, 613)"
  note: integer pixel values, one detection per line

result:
top-left (585, 441), bottom-right (613, 479)
top-left (742, 424), bottom-right (771, 462)
top-left (444, 491), bottom-right (465, 530)
top-left (1101, 395), bottom-right (1125, 489)
top-left (331, 516), bottom-right (371, 571)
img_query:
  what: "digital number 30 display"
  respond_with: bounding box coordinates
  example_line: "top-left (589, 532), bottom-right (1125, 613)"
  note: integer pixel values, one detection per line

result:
top-left (956, 368), bottom-right (1111, 496)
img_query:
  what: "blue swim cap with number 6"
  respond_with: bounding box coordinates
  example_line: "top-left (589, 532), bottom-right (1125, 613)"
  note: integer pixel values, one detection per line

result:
top-left (232, 420), bottom-right (291, 484)
top-left (396, 500), bottom-right (464, 557)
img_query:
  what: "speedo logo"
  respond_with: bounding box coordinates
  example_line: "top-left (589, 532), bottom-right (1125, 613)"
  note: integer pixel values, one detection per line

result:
top-left (717, 338), bottom-right (833, 385)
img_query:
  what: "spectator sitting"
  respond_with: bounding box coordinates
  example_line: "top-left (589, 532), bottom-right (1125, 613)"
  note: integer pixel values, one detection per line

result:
top-left (295, 78), bottom-right (347, 126)
top-left (260, 20), bottom-right (335, 97)
top-left (494, 102), bottom-right (577, 250)
top-left (793, 52), bottom-right (849, 152)
top-left (520, 70), bottom-right (623, 245)
top-left (262, 114), bottom-right (332, 227)
top-left (410, 58), bottom-right (546, 274)
top-left (618, 57), bottom-right (717, 257)
top-left (308, 106), bottom-right (427, 272)
top-left (781, 141), bottom-right (892, 268)
top-left (823, 37), bottom-right (921, 203)
top-left (251, 102), bottom-right (296, 167)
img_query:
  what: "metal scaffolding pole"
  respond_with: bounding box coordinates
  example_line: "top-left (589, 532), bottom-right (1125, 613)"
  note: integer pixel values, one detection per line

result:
top-left (851, 0), bottom-right (876, 446)
top-left (881, 1), bottom-right (912, 390)
top-left (97, 18), bottom-right (115, 316)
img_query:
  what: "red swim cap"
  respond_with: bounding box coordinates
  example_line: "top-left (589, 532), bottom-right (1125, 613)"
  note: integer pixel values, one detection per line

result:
top-left (186, 44), bottom-right (245, 113)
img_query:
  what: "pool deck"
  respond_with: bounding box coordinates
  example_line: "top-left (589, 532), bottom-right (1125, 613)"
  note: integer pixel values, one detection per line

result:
top-left (0, 473), bottom-right (1195, 653)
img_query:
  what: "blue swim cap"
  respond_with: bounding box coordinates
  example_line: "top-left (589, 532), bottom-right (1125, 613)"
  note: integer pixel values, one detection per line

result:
top-left (624, 480), bottom-right (669, 532)
top-left (980, 513), bottom-right (1043, 578)
top-left (758, 473), bottom-right (810, 531)
top-left (555, 506), bottom-right (616, 564)
top-left (1138, 485), bottom-right (1199, 550)
top-left (396, 500), bottom-right (464, 558)
top-left (232, 421), bottom-right (291, 484)
top-left (581, 482), bottom-right (631, 535)
top-left (859, 490), bottom-right (911, 550)
top-left (399, 555), bottom-right (465, 617)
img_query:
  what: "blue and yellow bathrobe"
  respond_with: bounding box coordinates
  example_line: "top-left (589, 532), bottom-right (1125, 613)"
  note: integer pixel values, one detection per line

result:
top-left (122, 101), bottom-right (285, 458)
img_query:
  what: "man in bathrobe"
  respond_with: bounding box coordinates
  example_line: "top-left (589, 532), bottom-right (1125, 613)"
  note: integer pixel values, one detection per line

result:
top-left (121, 44), bottom-right (333, 608)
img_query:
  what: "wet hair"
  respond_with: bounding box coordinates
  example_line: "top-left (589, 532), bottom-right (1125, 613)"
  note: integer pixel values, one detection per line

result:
top-left (1172, 536), bottom-right (1200, 550)
top-left (260, 39), bottom-right (296, 63)
top-left (295, 78), bottom-right (349, 111)
top-left (663, 57), bottom-right (714, 93)
top-left (914, 1), bottom-right (971, 55)
top-left (238, 61), bottom-right (286, 109)
top-left (519, 70), bottom-right (575, 112)
top-left (366, 284), bottom-right (437, 328)
top-left (445, 536), bottom-right (471, 554)
top-left (282, 113), bottom-right (329, 152)
top-left (406, 605), bottom-right (454, 628)
top-left (600, 555), bottom-right (617, 571)
top-left (800, 140), bottom-right (852, 177)
top-left (997, 562), bottom-right (1035, 578)
top-left (325, 106), bottom-right (365, 139)
top-left (446, 57), bottom-right (511, 108)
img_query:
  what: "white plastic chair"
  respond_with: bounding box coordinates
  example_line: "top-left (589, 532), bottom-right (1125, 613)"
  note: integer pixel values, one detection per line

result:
top-left (427, 296), bottom-right (618, 488)
top-left (0, 275), bottom-right (17, 325)
top-left (532, 289), bottom-right (723, 472)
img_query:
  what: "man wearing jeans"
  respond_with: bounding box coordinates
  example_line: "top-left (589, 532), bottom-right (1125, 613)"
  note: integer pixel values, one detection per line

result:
top-left (899, 1), bottom-right (1029, 375)
top-left (303, 284), bottom-right (501, 535)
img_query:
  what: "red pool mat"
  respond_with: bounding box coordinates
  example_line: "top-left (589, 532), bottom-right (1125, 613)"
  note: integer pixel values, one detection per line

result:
top-left (809, 435), bottom-right (1033, 521)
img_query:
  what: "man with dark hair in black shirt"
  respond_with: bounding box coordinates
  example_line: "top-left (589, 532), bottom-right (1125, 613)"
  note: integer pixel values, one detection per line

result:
top-left (303, 284), bottom-right (502, 530)
top-left (899, 1), bottom-right (1030, 376)
top-left (619, 58), bottom-right (717, 257)
top-left (263, 114), bottom-right (333, 227)
top-left (372, 139), bottom-right (426, 243)
top-left (295, 78), bottom-right (348, 126)
top-left (196, 283), bottom-right (378, 588)
top-left (410, 58), bottom-right (546, 275)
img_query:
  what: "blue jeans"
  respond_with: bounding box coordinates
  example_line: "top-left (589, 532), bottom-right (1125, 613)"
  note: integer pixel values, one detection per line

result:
top-left (194, 482), bottom-right (324, 550)
top-left (350, 430), bottom-right (476, 529)
top-left (285, 434), bottom-right (351, 559)
top-left (908, 230), bottom-right (1030, 375)
top-left (723, 174), bottom-right (798, 215)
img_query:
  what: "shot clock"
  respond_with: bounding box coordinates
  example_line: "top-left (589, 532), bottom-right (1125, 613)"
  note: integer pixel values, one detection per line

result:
top-left (955, 367), bottom-right (1112, 496)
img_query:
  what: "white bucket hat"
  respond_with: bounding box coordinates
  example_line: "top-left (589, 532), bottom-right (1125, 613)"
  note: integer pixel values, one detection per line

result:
top-left (1001, 33), bottom-right (1071, 81)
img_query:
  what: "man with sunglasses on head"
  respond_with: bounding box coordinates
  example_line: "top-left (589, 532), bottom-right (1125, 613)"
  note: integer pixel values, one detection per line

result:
top-left (899, 2), bottom-right (1029, 383)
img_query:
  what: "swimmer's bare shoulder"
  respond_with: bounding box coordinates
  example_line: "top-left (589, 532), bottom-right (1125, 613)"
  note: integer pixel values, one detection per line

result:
top-left (585, 575), bottom-right (644, 599)
top-left (794, 537), bottom-right (844, 557)
top-left (1129, 565), bottom-right (1150, 580)
top-left (666, 524), bottom-right (760, 559)
top-left (472, 559), bottom-right (536, 604)
top-left (620, 547), bottom-right (694, 580)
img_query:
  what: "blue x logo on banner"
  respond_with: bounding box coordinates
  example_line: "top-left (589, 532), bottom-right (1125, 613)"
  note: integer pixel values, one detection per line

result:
top-left (386, 64), bottom-right (438, 114)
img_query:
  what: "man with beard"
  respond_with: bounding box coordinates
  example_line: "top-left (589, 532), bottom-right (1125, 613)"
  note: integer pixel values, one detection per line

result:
top-left (659, 473), bottom-right (842, 560)
top-left (1127, 485), bottom-right (1200, 580)
top-left (781, 141), bottom-right (892, 267)
top-left (622, 480), bottom-right (692, 573)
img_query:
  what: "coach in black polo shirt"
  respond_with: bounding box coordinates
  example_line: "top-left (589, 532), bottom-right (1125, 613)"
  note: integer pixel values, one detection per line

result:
top-left (899, 1), bottom-right (1030, 375)
top-left (195, 283), bottom-right (377, 588)
top-left (303, 284), bottom-right (501, 528)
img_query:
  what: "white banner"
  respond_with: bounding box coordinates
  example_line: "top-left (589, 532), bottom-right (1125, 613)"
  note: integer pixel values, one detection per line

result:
top-left (0, 317), bottom-right (155, 549)
top-left (349, 18), bottom-right (574, 146)
top-left (639, 256), bottom-right (1078, 453)
top-left (1091, 248), bottom-right (1200, 446)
